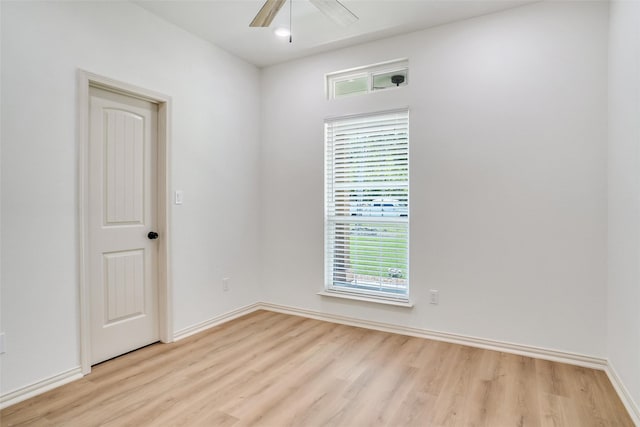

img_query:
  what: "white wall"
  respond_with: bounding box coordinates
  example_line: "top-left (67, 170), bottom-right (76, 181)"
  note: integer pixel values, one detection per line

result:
top-left (0, 1), bottom-right (262, 394)
top-left (260, 1), bottom-right (609, 357)
top-left (607, 0), bottom-right (640, 414)
top-left (2, 0), bottom-right (629, 409)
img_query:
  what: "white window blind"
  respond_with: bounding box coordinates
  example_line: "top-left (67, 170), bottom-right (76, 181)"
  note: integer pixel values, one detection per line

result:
top-left (325, 109), bottom-right (409, 301)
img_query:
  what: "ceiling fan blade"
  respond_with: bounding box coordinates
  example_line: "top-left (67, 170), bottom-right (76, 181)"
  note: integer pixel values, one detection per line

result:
top-left (250, 0), bottom-right (288, 27)
top-left (309, 0), bottom-right (358, 27)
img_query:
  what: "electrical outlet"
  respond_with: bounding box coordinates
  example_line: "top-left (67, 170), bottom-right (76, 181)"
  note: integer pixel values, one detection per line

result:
top-left (0, 333), bottom-right (5, 354)
top-left (429, 289), bottom-right (439, 305)
top-left (222, 278), bottom-right (230, 292)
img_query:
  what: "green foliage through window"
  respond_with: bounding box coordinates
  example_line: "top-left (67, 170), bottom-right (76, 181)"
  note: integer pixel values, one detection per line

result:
top-left (325, 110), bottom-right (409, 300)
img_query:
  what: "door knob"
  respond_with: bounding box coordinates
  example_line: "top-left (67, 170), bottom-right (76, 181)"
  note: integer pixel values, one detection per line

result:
top-left (148, 231), bottom-right (159, 240)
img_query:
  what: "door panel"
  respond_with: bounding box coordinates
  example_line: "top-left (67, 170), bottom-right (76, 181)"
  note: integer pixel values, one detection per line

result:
top-left (104, 249), bottom-right (145, 324)
top-left (89, 86), bottom-right (159, 365)
top-left (103, 109), bottom-right (145, 225)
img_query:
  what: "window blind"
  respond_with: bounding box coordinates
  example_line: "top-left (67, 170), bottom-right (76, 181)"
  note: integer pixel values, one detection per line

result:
top-left (325, 110), bottom-right (409, 300)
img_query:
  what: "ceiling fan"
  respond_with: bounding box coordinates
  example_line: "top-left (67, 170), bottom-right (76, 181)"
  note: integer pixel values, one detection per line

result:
top-left (250, 0), bottom-right (358, 28)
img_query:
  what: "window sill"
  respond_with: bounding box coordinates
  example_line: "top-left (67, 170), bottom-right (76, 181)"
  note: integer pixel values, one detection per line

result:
top-left (317, 290), bottom-right (414, 308)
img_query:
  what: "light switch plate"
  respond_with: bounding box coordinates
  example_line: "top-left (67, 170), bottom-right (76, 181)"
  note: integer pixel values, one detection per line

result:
top-left (175, 190), bottom-right (184, 205)
top-left (0, 333), bottom-right (5, 354)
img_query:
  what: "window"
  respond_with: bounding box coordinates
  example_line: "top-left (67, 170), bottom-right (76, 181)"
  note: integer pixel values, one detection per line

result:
top-left (325, 109), bottom-right (409, 302)
top-left (326, 59), bottom-right (408, 99)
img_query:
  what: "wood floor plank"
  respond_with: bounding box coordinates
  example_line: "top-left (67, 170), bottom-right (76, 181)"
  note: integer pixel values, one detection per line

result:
top-left (536, 359), bottom-right (570, 398)
top-left (499, 353), bottom-right (542, 426)
top-left (539, 392), bottom-right (573, 427)
top-left (461, 350), bottom-right (504, 426)
top-left (1, 311), bottom-right (634, 427)
top-left (431, 345), bottom-right (484, 426)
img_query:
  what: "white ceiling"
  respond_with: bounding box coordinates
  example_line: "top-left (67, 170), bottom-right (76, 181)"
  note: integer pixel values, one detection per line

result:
top-left (135, 0), bottom-right (537, 67)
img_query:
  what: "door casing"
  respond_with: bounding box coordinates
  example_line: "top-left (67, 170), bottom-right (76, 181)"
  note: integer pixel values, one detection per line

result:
top-left (77, 70), bottom-right (173, 374)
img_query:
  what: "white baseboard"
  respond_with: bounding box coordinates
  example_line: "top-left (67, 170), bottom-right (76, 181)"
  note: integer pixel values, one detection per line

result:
top-left (174, 301), bottom-right (607, 370)
top-left (0, 367), bottom-right (83, 410)
top-left (606, 363), bottom-right (640, 426)
top-left (3, 301), bottom-right (637, 425)
top-left (258, 302), bottom-right (640, 423)
top-left (257, 302), bottom-right (608, 370)
top-left (173, 302), bottom-right (262, 341)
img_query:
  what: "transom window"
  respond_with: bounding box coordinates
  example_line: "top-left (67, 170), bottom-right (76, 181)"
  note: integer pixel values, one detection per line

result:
top-left (326, 59), bottom-right (409, 99)
top-left (324, 109), bottom-right (409, 302)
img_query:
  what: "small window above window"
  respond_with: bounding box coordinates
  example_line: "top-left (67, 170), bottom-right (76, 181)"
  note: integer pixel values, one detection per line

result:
top-left (373, 70), bottom-right (408, 90)
top-left (326, 59), bottom-right (409, 100)
top-left (334, 74), bottom-right (368, 97)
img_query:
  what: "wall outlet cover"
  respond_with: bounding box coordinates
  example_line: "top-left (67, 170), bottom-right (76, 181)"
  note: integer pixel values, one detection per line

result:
top-left (429, 290), bottom-right (439, 305)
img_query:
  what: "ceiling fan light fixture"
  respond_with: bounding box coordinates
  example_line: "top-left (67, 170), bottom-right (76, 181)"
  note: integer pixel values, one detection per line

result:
top-left (274, 27), bottom-right (291, 37)
top-left (250, 0), bottom-right (287, 27)
top-left (309, 0), bottom-right (358, 27)
top-left (250, 0), bottom-right (358, 28)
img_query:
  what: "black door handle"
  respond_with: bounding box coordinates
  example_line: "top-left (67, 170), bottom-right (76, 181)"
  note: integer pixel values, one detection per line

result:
top-left (148, 231), bottom-right (159, 240)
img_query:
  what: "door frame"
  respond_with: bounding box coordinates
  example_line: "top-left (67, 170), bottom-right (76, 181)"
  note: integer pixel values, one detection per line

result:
top-left (77, 70), bottom-right (173, 375)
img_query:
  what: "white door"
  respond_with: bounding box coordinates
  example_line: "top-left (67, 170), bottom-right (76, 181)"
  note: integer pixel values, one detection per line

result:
top-left (89, 86), bottom-right (159, 365)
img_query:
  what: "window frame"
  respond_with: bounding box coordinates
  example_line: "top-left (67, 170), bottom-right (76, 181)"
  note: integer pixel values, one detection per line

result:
top-left (326, 59), bottom-right (409, 99)
top-left (324, 108), bottom-right (410, 304)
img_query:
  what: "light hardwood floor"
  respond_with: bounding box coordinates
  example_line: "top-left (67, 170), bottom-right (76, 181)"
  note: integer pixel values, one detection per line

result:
top-left (1, 310), bottom-right (633, 426)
